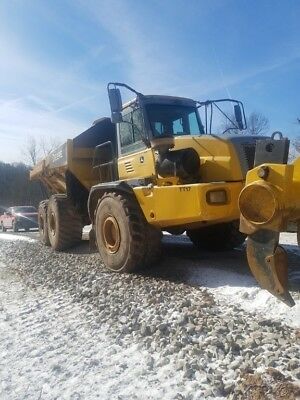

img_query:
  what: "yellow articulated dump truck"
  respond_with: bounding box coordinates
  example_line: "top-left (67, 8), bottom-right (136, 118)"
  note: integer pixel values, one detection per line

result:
top-left (30, 82), bottom-right (296, 306)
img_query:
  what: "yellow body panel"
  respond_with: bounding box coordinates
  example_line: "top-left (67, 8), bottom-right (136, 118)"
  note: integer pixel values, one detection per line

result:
top-left (171, 136), bottom-right (244, 182)
top-left (30, 140), bottom-right (101, 192)
top-left (134, 181), bottom-right (243, 228)
top-left (118, 148), bottom-right (156, 180)
top-left (117, 136), bottom-right (244, 183)
top-left (67, 142), bottom-right (100, 190)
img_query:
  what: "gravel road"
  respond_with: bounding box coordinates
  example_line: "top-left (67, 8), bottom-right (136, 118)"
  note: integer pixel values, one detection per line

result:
top-left (0, 232), bottom-right (299, 400)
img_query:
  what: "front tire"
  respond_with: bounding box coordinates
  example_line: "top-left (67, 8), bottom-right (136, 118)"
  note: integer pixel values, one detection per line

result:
top-left (95, 192), bottom-right (147, 272)
top-left (187, 221), bottom-right (246, 251)
top-left (1, 223), bottom-right (7, 232)
top-left (47, 195), bottom-right (82, 250)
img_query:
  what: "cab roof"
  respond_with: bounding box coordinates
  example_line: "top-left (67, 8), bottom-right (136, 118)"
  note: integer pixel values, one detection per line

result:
top-left (122, 94), bottom-right (196, 109)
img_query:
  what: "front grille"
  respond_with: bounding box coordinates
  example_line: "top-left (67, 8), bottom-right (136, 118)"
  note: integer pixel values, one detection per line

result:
top-left (242, 144), bottom-right (256, 169)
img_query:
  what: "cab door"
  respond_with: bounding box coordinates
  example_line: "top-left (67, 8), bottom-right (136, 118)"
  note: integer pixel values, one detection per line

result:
top-left (117, 107), bottom-right (156, 180)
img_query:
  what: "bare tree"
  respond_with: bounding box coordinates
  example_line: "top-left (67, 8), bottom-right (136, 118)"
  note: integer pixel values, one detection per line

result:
top-left (39, 136), bottom-right (61, 157)
top-left (220, 111), bottom-right (270, 135)
top-left (22, 135), bottom-right (61, 166)
top-left (246, 112), bottom-right (270, 135)
top-left (294, 118), bottom-right (300, 154)
top-left (22, 135), bottom-right (39, 166)
top-left (219, 113), bottom-right (239, 134)
top-left (294, 139), bottom-right (300, 154)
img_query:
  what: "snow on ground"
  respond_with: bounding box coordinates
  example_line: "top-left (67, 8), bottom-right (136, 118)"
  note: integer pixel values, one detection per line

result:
top-left (0, 232), bottom-right (37, 242)
top-left (0, 261), bottom-right (180, 400)
top-left (0, 230), bottom-right (299, 399)
top-left (210, 232), bottom-right (300, 328)
top-left (162, 232), bottom-right (300, 328)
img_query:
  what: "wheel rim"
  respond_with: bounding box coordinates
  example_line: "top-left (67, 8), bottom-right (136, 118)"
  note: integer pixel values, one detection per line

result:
top-left (102, 216), bottom-right (120, 254)
top-left (49, 212), bottom-right (56, 236)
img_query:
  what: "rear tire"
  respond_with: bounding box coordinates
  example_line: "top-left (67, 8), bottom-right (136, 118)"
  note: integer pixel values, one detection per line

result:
top-left (187, 220), bottom-right (246, 251)
top-left (47, 195), bottom-right (83, 250)
top-left (95, 192), bottom-right (147, 272)
top-left (38, 200), bottom-right (50, 246)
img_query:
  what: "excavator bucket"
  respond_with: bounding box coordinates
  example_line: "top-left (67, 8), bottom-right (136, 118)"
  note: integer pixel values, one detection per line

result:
top-left (246, 230), bottom-right (294, 307)
top-left (239, 134), bottom-right (300, 306)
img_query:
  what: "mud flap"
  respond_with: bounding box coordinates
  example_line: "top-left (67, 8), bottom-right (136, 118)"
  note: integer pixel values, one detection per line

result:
top-left (246, 229), bottom-right (295, 307)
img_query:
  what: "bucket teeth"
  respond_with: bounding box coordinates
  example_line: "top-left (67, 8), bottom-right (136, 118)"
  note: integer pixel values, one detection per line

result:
top-left (246, 230), bottom-right (295, 307)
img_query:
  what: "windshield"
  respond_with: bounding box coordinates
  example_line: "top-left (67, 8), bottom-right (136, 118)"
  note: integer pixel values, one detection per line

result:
top-left (146, 104), bottom-right (205, 137)
top-left (13, 206), bottom-right (37, 213)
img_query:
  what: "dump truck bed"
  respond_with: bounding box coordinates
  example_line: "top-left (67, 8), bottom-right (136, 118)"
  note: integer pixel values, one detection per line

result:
top-left (30, 118), bottom-right (116, 193)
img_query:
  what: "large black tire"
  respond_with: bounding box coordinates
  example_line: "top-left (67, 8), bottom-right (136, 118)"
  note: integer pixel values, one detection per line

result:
top-left (187, 221), bottom-right (246, 251)
top-left (95, 192), bottom-right (148, 272)
top-left (1, 223), bottom-right (7, 232)
top-left (47, 195), bottom-right (82, 251)
top-left (38, 200), bottom-right (50, 246)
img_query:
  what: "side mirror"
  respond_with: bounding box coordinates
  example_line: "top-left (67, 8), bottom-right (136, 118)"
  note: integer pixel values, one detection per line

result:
top-left (234, 104), bottom-right (244, 130)
top-left (108, 88), bottom-right (123, 124)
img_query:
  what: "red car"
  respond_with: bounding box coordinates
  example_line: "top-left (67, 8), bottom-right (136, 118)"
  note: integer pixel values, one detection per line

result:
top-left (0, 206), bottom-right (38, 232)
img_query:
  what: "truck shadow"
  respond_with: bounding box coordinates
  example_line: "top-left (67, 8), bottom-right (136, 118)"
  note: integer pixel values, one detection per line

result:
top-left (140, 235), bottom-right (300, 292)
top-left (141, 235), bottom-right (254, 289)
top-left (66, 234), bottom-right (300, 291)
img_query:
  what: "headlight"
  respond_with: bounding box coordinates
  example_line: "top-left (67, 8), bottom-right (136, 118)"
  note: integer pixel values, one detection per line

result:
top-left (206, 189), bottom-right (227, 204)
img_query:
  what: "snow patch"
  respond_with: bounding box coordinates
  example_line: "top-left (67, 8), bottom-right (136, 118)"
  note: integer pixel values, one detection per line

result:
top-left (197, 233), bottom-right (300, 328)
top-left (0, 233), bottom-right (36, 243)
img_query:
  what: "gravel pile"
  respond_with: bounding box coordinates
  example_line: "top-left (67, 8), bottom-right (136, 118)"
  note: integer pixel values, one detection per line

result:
top-left (1, 239), bottom-right (300, 399)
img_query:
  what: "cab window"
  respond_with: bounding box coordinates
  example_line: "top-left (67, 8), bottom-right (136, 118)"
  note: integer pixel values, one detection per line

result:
top-left (119, 108), bottom-right (146, 154)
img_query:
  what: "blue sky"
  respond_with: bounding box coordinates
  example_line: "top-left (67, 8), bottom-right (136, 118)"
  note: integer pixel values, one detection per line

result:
top-left (0, 0), bottom-right (299, 162)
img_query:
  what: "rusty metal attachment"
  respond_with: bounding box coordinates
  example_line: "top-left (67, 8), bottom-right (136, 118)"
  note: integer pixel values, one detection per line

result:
top-left (246, 229), bottom-right (295, 307)
top-left (239, 152), bottom-right (300, 306)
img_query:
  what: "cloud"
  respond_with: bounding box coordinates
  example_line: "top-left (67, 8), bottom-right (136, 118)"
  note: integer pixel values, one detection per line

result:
top-left (0, 34), bottom-right (97, 109)
top-left (183, 53), bottom-right (300, 99)
top-left (0, 15), bottom-right (112, 163)
top-left (77, 0), bottom-right (186, 94)
top-left (75, 0), bottom-right (300, 102)
top-left (0, 97), bottom-right (87, 163)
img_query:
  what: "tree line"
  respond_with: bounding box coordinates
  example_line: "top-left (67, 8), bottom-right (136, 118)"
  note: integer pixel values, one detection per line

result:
top-left (0, 135), bottom-right (57, 213)
top-left (0, 162), bottom-right (47, 214)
